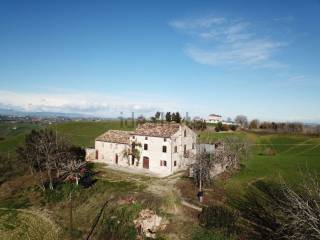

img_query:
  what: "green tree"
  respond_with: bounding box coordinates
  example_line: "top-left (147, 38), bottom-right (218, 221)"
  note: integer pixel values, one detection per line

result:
top-left (155, 111), bottom-right (161, 120)
top-left (165, 112), bottom-right (171, 122)
top-left (175, 112), bottom-right (181, 123)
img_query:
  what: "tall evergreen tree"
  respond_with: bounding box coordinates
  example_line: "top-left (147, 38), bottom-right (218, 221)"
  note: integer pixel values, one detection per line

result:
top-left (175, 112), bottom-right (181, 123)
top-left (171, 112), bottom-right (176, 122)
top-left (155, 111), bottom-right (161, 120)
top-left (165, 112), bottom-right (171, 122)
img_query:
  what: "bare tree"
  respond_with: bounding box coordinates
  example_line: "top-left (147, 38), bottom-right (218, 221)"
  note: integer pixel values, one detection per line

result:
top-left (249, 119), bottom-right (260, 129)
top-left (17, 129), bottom-right (85, 191)
top-left (232, 174), bottom-right (320, 240)
top-left (235, 115), bottom-right (248, 129)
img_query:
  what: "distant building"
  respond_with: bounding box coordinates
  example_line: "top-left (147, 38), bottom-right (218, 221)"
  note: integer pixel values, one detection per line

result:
top-left (206, 114), bottom-right (222, 124)
top-left (87, 123), bottom-right (197, 177)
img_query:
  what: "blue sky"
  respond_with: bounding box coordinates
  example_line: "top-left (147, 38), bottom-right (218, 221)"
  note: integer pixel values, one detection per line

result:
top-left (0, 0), bottom-right (319, 122)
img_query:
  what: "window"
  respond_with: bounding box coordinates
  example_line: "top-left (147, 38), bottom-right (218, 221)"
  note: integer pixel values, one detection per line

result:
top-left (132, 136), bottom-right (135, 139)
top-left (160, 160), bottom-right (167, 166)
top-left (174, 161), bottom-right (177, 166)
top-left (184, 130), bottom-right (187, 137)
top-left (184, 145), bottom-right (187, 154)
top-left (174, 146), bottom-right (177, 153)
top-left (145, 136), bottom-right (148, 140)
top-left (192, 143), bottom-right (195, 149)
top-left (144, 144), bottom-right (148, 150)
top-left (95, 150), bottom-right (99, 160)
top-left (162, 146), bottom-right (167, 153)
top-left (164, 138), bottom-right (167, 142)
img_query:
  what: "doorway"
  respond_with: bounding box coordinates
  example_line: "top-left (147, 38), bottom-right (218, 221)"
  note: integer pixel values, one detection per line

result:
top-left (143, 156), bottom-right (149, 169)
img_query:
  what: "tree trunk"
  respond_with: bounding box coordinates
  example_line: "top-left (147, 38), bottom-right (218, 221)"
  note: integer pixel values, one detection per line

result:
top-left (75, 176), bottom-right (79, 186)
top-left (69, 192), bottom-right (73, 239)
top-left (48, 168), bottom-right (53, 190)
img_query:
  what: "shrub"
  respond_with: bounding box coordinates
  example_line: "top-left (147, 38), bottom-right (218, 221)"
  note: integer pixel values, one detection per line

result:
top-left (230, 125), bottom-right (238, 131)
top-left (199, 205), bottom-right (238, 235)
top-left (101, 203), bottom-right (142, 240)
top-left (230, 178), bottom-right (320, 240)
top-left (192, 228), bottom-right (236, 240)
top-left (222, 124), bottom-right (230, 131)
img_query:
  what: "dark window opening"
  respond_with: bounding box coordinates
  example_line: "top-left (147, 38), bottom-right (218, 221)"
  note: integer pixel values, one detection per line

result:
top-left (144, 144), bottom-right (148, 150)
top-left (145, 136), bottom-right (148, 140)
top-left (184, 145), bottom-right (187, 154)
top-left (184, 130), bottom-right (187, 137)
top-left (164, 138), bottom-right (167, 142)
top-left (163, 160), bottom-right (167, 167)
top-left (192, 143), bottom-right (195, 149)
top-left (174, 146), bottom-right (177, 153)
top-left (174, 161), bottom-right (177, 166)
top-left (162, 146), bottom-right (167, 153)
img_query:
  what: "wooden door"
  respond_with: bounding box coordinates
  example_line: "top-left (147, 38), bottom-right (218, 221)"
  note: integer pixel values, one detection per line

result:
top-left (143, 157), bottom-right (149, 169)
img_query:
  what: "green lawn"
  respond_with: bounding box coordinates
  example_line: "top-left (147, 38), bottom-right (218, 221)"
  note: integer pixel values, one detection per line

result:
top-left (198, 131), bottom-right (320, 195)
top-left (1, 121), bottom-right (319, 195)
top-left (0, 122), bottom-right (41, 156)
top-left (48, 121), bottom-right (134, 147)
top-left (0, 121), bottom-right (134, 156)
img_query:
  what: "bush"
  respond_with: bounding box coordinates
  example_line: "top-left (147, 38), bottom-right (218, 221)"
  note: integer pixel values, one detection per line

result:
top-left (199, 205), bottom-right (238, 235)
top-left (192, 228), bottom-right (236, 240)
top-left (230, 125), bottom-right (238, 131)
top-left (101, 203), bottom-right (142, 240)
top-left (215, 122), bottom-right (223, 132)
top-left (230, 178), bottom-right (320, 240)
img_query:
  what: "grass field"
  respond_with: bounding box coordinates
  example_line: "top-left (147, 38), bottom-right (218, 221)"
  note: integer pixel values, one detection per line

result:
top-left (1, 121), bottom-right (320, 239)
top-left (217, 132), bottom-right (320, 195)
top-left (0, 121), bottom-right (134, 156)
top-left (0, 122), bottom-right (41, 156)
top-left (1, 121), bottom-right (319, 190)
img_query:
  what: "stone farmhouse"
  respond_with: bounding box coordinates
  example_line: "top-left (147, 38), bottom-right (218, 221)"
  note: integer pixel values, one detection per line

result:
top-left (88, 123), bottom-right (197, 176)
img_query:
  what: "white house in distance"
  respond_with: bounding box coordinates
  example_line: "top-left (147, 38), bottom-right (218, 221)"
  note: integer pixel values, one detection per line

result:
top-left (206, 114), bottom-right (222, 124)
top-left (88, 123), bottom-right (197, 176)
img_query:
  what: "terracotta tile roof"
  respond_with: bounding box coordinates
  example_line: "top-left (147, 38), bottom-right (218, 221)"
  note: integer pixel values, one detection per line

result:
top-left (96, 130), bottom-right (132, 144)
top-left (209, 114), bottom-right (221, 117)
top-left (132, 123), bottom-right (180, 138)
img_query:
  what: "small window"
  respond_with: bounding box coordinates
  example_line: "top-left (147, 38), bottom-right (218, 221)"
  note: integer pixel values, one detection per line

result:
top-left (145, 136), bottom-right (148, 140)
top-left (184, 130), bottom-right (187, 137)
top-left (163, 160), bottom-right (167, 167)
top-left (132, 136), bottom-right (135, 139)
top-left (164, 138), bottom-right (167, 142)
top-left (192, 143), bottom-right (195, 149)
top-left (144, 144), bottom-right (148, 150)
top-left (184, 145), bottom-right (187, 154)
top-left (174, 146), bottom-right (177, 153)
top-left (174, 161), bottom-right (177, 166)
top-left (162, 146), bottom-right (167, 153)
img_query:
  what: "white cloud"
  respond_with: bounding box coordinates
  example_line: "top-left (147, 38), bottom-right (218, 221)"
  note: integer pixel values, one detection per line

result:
top-left (169, 17), bottom-right (225, 29)
top-left (0, 90), bottom-right (184, 117)
top-left (170, 16), bottom-right (287, 68)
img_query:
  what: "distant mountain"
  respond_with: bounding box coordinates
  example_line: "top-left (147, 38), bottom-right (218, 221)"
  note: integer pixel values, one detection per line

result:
top-left (0, 108), bottom-right (93, 118)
